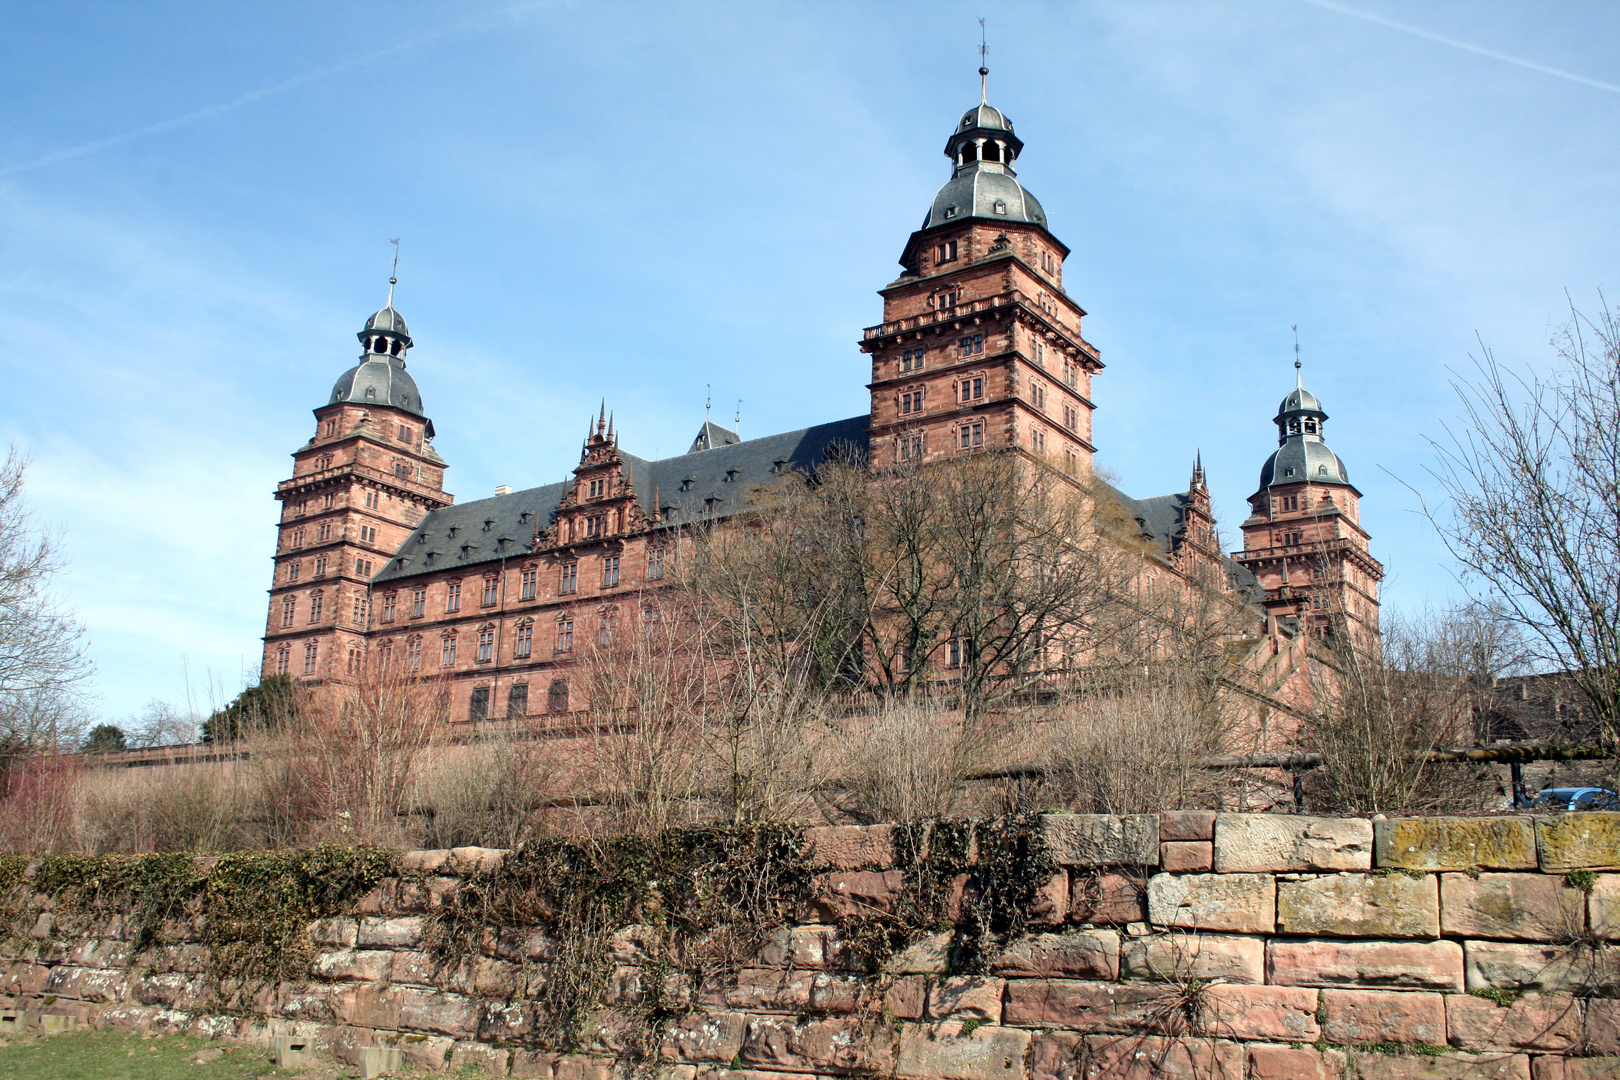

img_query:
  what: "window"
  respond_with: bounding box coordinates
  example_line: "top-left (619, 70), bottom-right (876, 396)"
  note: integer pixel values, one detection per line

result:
top-left (323, 419), bottom-right (337, 437)
top-left (598, 607), bottom-right (618, 645)
top-left (355, 558), bottom-right (373, 577)
top-left (1031, 428), bottom-right (1047, 453)
top-left (397, 423), bottom-right (412, 443)
top-left (901, 388), bottom-right (925, 415)
top-left (901, 346), bottom-right (926, 372)
top-left (1065, 449), bottom-right (1079, 474)
top-left (441, 634), bottom-right (458, 667)
top-left (287, 561), bottom-right (301, 583)
top-left (515, 622), bottom-right (533, 658)
top-left (1064, 360), bottom-right (1078, 389)
top-left (275, 644), bottom-right (291, 675)
top-left (446, 582), bottom-right (461, 613)
top-left (585, 515), bottom-right (605, 538)
top-left (587, 478), bottom-right (605, 499)
top-left (959, 376), bottom-right (985, 402)
top-left (364, 490), bottom-right (379, 509)
top-left (1034, 339), bottom-right (1047, 368)
top-left (359, 526), bottom-right (377, 544)
top-left (323, 493), bottom-right (336, 510)
top-left (1031, 382), bottom-right (1046, 410)
top-left (520, 569), bottom-right (537, 600)
top-left (290, 526), bottom-right (305, 548)
top-left (315, 522), bottom-right (329, 543)
top-left (382, 593), bottom-right (397, 623)
top-left (947, 635), bottom-right (963, 667)
top-left (469, 686), bottom-right (490, 721)
top-left (1280, 495), bottom-right (1300, 512)
top-left (314, 556), bottom-right (327, 577)
top-left (899, 433), bottom-right (924, 461)
top-left (482, 577), bottom-right (499, 606)
top-left (411, 588), bottom-right (426, 617)
top-left (477, 626), bottom-right (494, 662)
top-left (1062, 404), bottom-right (1078, 431)
top-left (506, 684), bottom-right (529, 719)
top-left (394, 463), bottom-right (411, 479)
top-left (347, 648), bottom-right (362, 676)
top-left (281, 596), bottom-right (296, 627)
top-left (352, 596), bottom-right (367, 625)
top-left (308, 590), bottom-right (324, 624)
top-left (556, 615), bottom-right (574, 652)
top-left (646, 548), bottom-right (665, 581)
top-left (602, 556), bottom-right (620, 588)
top-left (559, 563), bottom-right (577, 595)
top-left (959, 333), bottom-right (984, 357)
top-left (316, 454), bottom-right (332, 470)
top-left (406, 637), bottom-right (422, 669)
top-left (932, 288), bottom-right (961, 310)
top-left (547, 680), bottom-right (569, 713)
top-left (303, 640), bottom-right (319, 674)
top-left (935, 239), bottom-right (957, 263)
top-left (959, 422), bottom-right (985, 448)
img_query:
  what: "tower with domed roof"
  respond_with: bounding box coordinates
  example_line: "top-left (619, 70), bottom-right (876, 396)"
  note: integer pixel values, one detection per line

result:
top-left (860, 69), bottom-right (1102, 472)
top-left (1234, 367), bottom-right (1383, 642)
top-left (261, 288), bottom-right (453, 689)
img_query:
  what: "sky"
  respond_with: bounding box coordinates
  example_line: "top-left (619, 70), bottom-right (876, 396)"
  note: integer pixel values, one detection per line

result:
top-left (2, 1), bottom-right (1617, 722)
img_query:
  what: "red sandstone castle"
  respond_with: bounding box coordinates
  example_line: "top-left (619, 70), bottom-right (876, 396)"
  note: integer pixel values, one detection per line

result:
top-left (261, 85), bottom-right (1382, 722)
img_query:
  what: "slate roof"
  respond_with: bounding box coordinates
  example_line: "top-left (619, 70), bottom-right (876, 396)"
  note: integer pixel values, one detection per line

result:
top-left (1103, 482), bottom-right (1265, 604)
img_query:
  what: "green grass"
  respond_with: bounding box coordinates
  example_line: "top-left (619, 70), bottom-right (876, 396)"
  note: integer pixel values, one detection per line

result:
top-left (0, 1030), bottom-right (292, 1080)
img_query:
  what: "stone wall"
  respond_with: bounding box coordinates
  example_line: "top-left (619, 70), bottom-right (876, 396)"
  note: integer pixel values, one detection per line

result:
top-left (3, 813), bottom-right (1619, 1079)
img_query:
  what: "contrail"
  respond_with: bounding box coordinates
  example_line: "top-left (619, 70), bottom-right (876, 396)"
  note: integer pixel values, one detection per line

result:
top-left (0, 3), bottom-right (554, 177)
top-left (1298, 0), bottom-right (1620, 96)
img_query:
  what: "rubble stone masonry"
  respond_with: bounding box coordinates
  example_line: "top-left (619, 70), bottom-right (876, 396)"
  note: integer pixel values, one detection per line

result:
top-left (4, 813), bottom-right (1619, 1078)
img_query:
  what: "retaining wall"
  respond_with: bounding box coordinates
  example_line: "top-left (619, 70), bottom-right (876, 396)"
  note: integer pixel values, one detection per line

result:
top-left (4, 813), bottom-right (1620, 1079)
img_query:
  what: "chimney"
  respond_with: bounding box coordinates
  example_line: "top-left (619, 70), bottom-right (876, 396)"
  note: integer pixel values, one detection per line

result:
top-left (494, 484), bottom-right (513, 496)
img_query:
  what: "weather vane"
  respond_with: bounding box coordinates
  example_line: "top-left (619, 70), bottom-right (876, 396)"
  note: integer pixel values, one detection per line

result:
top-left (978, 18), bottom-right (989, 102)
top-left (387, 238), bottom-right (400, 306)
top-left (1292, 325), bottom-right (1303, 386)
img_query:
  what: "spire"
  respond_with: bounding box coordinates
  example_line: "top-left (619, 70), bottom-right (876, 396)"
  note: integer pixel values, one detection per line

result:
top-left (978, 18), bottom-right (989, 104)
top-left (1293, 324), bottom-right (1303, 390)
top-left (386, 238), bottom-right (400, 308)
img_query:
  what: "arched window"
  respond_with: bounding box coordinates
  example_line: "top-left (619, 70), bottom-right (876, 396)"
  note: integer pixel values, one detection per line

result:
top-left (983, 141), bottom-right (1001, 163)
top-left (959, 142), bottom-right (977, 164)
top-left (390, 339), bottom-right (402, 356)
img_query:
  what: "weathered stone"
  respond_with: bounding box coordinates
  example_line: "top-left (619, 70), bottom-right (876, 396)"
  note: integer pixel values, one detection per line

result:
top-left (1267, 937), bottom-right (1463, 991)
top-left (1350, 1051), bottom-right (1530, 1079)
top-left (754, 924), bottom-right (851, 970)
top-left (1587, 997), bottom-right (1620, 1054)
top-left (1147, 872), bottom-right (1276, 933)
top-left (1042, 815), bottom-right (1159, 866)
top-left (1554, 1059), bottom-right (1620, 1080)
top-left (131, 972), bottom-right (209, 1012)
top-left (1441, 873), bottom-right (1585, 940)
top-left (1465, 940), bottom-right (1616, 993)
top-left (886, 975), bottom-right (929, 1020)
top-left (1081, 1035), bottom-right (1243, 1080)
top-left (1029, 1031), bottom-right (1083, 1080)
top-left (552, 1055), bottom-right (614, 1080)
top-left (493, 927), bottom-right (559, 962)
top-left (1319, 988), bottom-right (1447, 1045)
top-left (896, 1022), bottom-right (1030, 1080)
top-left (887, 931), bottom-right (954, 975)
top-left (1247, 1044), bottom-right (1343, 1080)
top-left (307, 918), bottom-right (359, 948)
top-left (740, 1015), bottom-right (891, 1072)
top-left (396, 987), bottom-right (481, 1038)
top-left (450, 1041), bottom-right (510, 1077)
top-left (42, 965), bottom-right (128, 1003)
top-left (1068, 871), bottom-right (1147, 925)
top-left (389, 950), bottom-right (444, 987)
top-left (1278, 872), bottom-right (1440, 938)
top-left (1215, 813), bottom-right (1373, 872)
top-left (510, 1049), bottom-right (555, 1078)
top-left (1003, 979), bottom-right (1177, 1032)
top-left (67, 939), bottom-right (132, 969)
top-left (383, 1033), bottom-right (455, 1071)
top-left (659, 1011), bottom-right (747, 1063)
top-left (808, 870), bottom-right (905, 920)
top-left (331, 984), bottom-right (402, 1030)
top-left (806, 971), bottom-right (859, 1014)
top-left (1159, 842), bottom-right (1213, 873)
top-left (1122, 932), bottom-right (1264, 985)
top-left (1375, 817), bottom-right (1537, 871)
top-left (1536, 813), bottom-right (1620, 871)
top-left (398, 848), bottom-right (451, 872)
top-left (1158, 810), bottom-right (1217, 842)
top-left (990, 930), bottom-right (1120, 980)
top-left (448, 846), bottom-right (512, 874)
top-left (357, 1046), bottom-right (403, 1080)
top-left (610, 925), bottom-right (654, 963)
top-left (1446, 992), bottom-right (1581, 1051)
top-left (699, 968), bottom-right (812, 1012)
top-left (1588, 872), bottom-right (1620, 938)
top-left (311, 949), bottom-right (392, 982)
top-left (928, 976), bottom-right (1005, 1021)
top-left (480, 999), bottom-right (537, 1041)
top-left (1198, 985), bottom-right (1320, 1041)
top-left (1030, 872), bottom-right (1068, 926)
top-left (804, 824), bottom-right (894, 868)
top-left (356, 915), bottom-right (423, 948)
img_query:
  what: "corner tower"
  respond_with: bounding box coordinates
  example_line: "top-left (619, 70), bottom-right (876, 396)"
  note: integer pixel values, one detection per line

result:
top-left (261, 290), bottom-right (454, 687)
top-left (861, 74), bottom-right (1103, 473)
top-left (1233, 369), bottom-right (1382, 641)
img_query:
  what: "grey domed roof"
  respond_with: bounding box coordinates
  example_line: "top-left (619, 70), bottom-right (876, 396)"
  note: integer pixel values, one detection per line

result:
top-left (923, 168), bottom-right (1047, 230)
top-left (365, 305), bottom-right (409, 336)
top-left (956, 103), bottom-right (1013, 134)
top-left (1278, 385), bottom-right (1323, 417)
top-left (1260, 438), bottom-right (1349, 488)
top-left (330, 355), bottom-right (426, 418)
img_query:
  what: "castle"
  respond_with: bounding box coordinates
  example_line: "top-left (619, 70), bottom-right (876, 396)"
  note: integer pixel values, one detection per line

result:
top-left (260, 81), bottom-right (1382, 723)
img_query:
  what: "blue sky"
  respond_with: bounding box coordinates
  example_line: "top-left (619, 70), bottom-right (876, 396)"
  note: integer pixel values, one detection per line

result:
top-left (2, 1), bottom-right (1617, 721)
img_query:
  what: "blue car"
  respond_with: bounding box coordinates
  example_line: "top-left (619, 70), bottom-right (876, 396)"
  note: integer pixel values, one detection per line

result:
top-left (1529, 787), bottom-right (1620, 811)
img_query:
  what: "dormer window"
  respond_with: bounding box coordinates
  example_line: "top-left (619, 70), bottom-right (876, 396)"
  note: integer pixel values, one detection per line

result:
top-left (519, 512), bottom-right (531, 524)
top-left (724, 468), bottom-right (739, 483)
top-left (935, 240), bottom-right (957, 264)
top-left (680, 476), bottom-right (695, 491)
top-left (992, 199), bottom-right (1007, 215)
top-left (448, 526), bottom-right (458, 538)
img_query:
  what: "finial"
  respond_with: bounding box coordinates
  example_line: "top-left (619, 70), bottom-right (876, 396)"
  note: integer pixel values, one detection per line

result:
top-left (1292, 325), bottom-right (1302, 389)
top-left (387, 239), bottom-right (400, 307)
top-left (607, 411), bottom-right (615, 443)
top-left (978, 18), bottom-right (989, 104)
top-left (705, 384), bottom-right (712, 421)
top-left (734, 399), bottom-right (742, 439)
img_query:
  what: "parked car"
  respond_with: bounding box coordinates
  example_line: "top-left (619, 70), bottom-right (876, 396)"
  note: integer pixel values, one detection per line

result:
top-left (1528, 787), bottom-right (1620, 811)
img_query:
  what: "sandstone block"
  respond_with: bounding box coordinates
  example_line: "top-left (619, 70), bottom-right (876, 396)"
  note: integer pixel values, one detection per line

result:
top-left (448, 846), bottom-right (512, 874)
top-left (331, 984), bottom-right (402, 1030)
top-left (510, 1049), bottom-right (554, 1078)
top-left (389, 950), bottom-right (443, 987)
top-left (311, 949), bottom-right (392, 982)
top-left (1375, 817), bottom-right (1537, 871)
top-left (480, 1000), bottom-right (537, 1041)
top-left (67, 938), bottom-right (132, 969)
top-left (493, 927), bottom-right (559, 962)
top-left (43, 965), bottom-right (128, 1003)
top-left (307, 917), bottom-right (359, 948)
top-left (397, 987), bottom-right (481, 1038)
top-left (1267, 937), bottom-right (1463, 990)
top-left (1587, 997), bottom-right (1620, 1054)
top-left (1081, 1035), bottom-right (1243, 1080)
top-left (1446, 992), bottom-right (1581, 1052)
top-left (753, 924), bottom-right (851, 969)
top-left (886, 975), bottom-right (929, 1020)
top-left (1278, 872), bottom-right (1440, 938)
top-left (805, 824), bottom-right (894, 868)
top-left (1553, 1059), bottom-right (1620, 1080)
top-left (1030, 871), bottom-right (1068, 926)
top-left (1122, 932), bottom-right (1263, 984)
top-left (552, 1055), bottom-right (614, 1080)
top-left (1588, 872), bottom-right (1620, 938)
top-left (887, 931), bottom-right (954, 975)
top-left (660, 1011), bottom-right (747, 1063)
top-left (357, 1046), bottom-right (403, 1080)
top-left (1350, 1051), bottom-right (1530, 1079)
top-left (1068, 871), bottom-right (1146, 925)
top-left (1158, 810), bottom-right (1217, 842)
top-left (384, 1033), bottom-right (454, 1071)
top-left (1159, 842), bottom-right (1212, 873)
top-left (1320, 988), bottom-right (1447, 1045)
top-left (990, 930), bottom-right (1120, 980)
top-left (1147, 872), bottom-right (1275, 933)
top-left (1042, 815), bottom-right (1158, 866)
top-left (928, 976), bottom-right (1005, 1021)
top-left (700, 968), bottom-right (811, 1012)
top-left (1215, 813), bottom-right (1373, 872)
top-left (1441, 872), bottom-right (1585, 940)
top-left (1198, 985), bottom-right (1320, 1041)
top-left (1248, 1044), bottom-right (1343, 1080)
top-left (398, 848), bottom-right (451, 871)
top-left (356, 915), bottom-right (423, 948)
top-left (740, 1015), bottom-right (891, 1073)
top-left (1029, 1031), bottom-right (1083, 1080)
top-left (1537, 813), bottom-right (1620, 871)
top-left (809, 870), bottom-right (905, 920)
top-left (1464, 940), bottom-right (1614, 993)
top-left (808, 971), bottom-right (860, 1013)
top-left (450, 1041), bottom-right (510, 1077)
top-left (1002, 979), bottom-right (1175, 1032)
top-left (896, 1022), bottom-right (1030, 1080)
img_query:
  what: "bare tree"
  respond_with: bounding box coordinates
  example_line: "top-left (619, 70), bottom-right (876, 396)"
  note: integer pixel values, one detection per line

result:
top-left (1425, 300), bottom-right (1620, 748)
top-left (0, 446), bottom-right (91, 751)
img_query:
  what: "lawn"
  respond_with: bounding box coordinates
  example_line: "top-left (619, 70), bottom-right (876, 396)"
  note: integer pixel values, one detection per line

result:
top-left (0, 1029), bottom-right (343, 1080)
